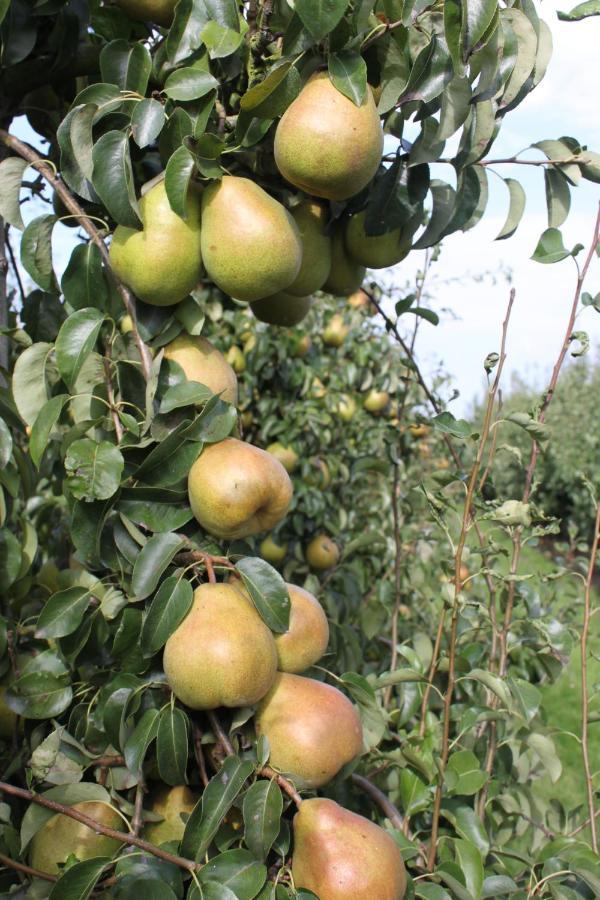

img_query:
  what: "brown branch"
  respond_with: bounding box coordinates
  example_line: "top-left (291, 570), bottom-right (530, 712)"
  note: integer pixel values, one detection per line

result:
top-left (568, 808), bottom-right (600, 838)
top-left (131, 782), bottom-right (146, 840)
top-left (580, 502), bottom-right (600, 853)
top-left (350, 773), bottom-right (404, 830)
top-left (0, 129), bottom-right (153, 382)
top-left (192, 722), bottom-right (210, 788)
top-left (0, 850), bottom-right (57, 884)
top-left (103, 355), bottom-right (124, 442)
top-left (91, 754), bottom-right (125, 768)
top-left (384, 464), bottom-right (403, 708)
top-left (176, 550), bottom-right (237, 573)
top-left (4, 226), bottom-right (26, 304)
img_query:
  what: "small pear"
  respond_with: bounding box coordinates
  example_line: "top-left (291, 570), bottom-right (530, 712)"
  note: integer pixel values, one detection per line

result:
top-left (201, 177), bottom-right (302, 302)
top-left (311, 377), bottom-right (326, 399)
top-left (274, 73), bottom-right (383, 201)
top-left (323, 313), bottom-right (348, 347)
top-left (306, 458), bottom-right (330, 489)
top-left (292, 798), bottom-right (407, 900)
top-left (275, 584), bottom-right (329, 674)
top-left (29, 802), bottom-right (123, 874)
top-left (260, 535), bottom-right (288, 565)
top-left (144, 786), bottom-right (199, 845)
top-left (255, 673), bottom-right (363, 788)
top-left (267, 442), bottom-right (299, 473)
top-left (363, 390), bottom-right (390, 413)
top-left (226, 346), bottom-right (246, 374)
top-left (291, 334), bottom-right (312, 358)
top-left (164, 335), bottom-right (238, 405)
top-left (344, 210), bottom-right (412, 269)
top-left (288, 200), bottom-right (332, 296)
top-left (110, 180), bottom-right (202, 306)
top-left (336, 394), bottom-right (356, 423)
top-left (163, 582), bottom-right (277, 709)
top-left (114, 0), bottom-right (176, 26)
top-left (250, 292), bottom-right (312, 327)
top-left (323, 230), bottom-right (366, 296)
top-left (306, 534), bottom-right (340, 570)
top-left (188, 438), bottom-right (293, 539)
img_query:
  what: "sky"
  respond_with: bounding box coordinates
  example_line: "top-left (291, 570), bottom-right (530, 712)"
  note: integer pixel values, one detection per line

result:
top-left (9, 0), bottom-right (600, 417)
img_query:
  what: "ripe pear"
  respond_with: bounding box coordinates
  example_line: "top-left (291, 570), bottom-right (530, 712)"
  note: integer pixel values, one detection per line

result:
top-left (201, 177), bottom-right (302, 302)
top-left (164, 582), bottom-right (277, 709)
top-left (306, 534), bottom-right (340, 570)
top-left (226, 345), bottom-right (246, 374)
top-left (163, 335), bottom-right (238, 405)
top-left (323, 313), bottom-right (348, 348)
top-left (144, 786), bottom-right (199, 845)
top-left (344, 210), bottom-right (412, 269)
top-left (188, 438), bottom-right (293, 539)
top-left (114, 0), bottom-right (176, 26)
top-left (323, 230), bottom-right (366, 296)
top-left (110, 180), bottom-right (202, 306)
top-left (255, 673), bottom-right (363, 788)
top-left (260, 534), bottom-right (288, 565)
top-left (336, 394), bottom-right (357, 422)
top-left (267, 442), bottom-right (299, 474)
top-left (29, 802), bottom-right (123, 874)
top-left (363, 390), bottom-right (390, 413)
top-left (292, 798), bottom-right (407, 900)
top-left (274, 72), bottom-right (383, 202)
top-left (288, 200), bottom-right (332, 296)
top-left (275, 584), bottom-right (329, 674)
top-left (250, 292), bottom-right (312, 327)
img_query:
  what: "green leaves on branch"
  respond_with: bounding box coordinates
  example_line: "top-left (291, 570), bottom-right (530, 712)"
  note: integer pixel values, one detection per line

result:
top-left (235, 557), bottom-right (291, 633)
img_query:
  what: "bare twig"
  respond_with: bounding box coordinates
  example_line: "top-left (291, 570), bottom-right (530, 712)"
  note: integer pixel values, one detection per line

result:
top-left (131, 782), bottom-right (146, 839)
top-left (350, 773), bottom-right (404, 830)
top-left (384, 465), bottom-right (403, 708)
top-left (0, 850), bottom-right (57, 884)
top-left (4, 226), bottom-right (26, 304)
top-left (580, 503), bottom-right (600, 853)
top-left (192, 722), bottom-right (210, 788)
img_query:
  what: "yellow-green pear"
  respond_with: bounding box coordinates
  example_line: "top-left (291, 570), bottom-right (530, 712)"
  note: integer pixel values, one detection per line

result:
top-left (110, 180), bottom-right (202, 306)
top-left (267, 442), bottom-right (299, 473)
top-left (323, 230), bottom-right (366, 296)
top-left (144, 785), bottom-right (199, 845)
top-left (119, 314), bottom-right (134, 334)
top-left (363, 390), bottom-right (390, 413)
top-left (344, 210), bottom-right (412, 269)
top-left (275, 584), bottom-right (329, 674)
top-left (226, 345), bottom-right (246, 373)
top-left (250, 292), bottom-right (312, 327)
top-left (292, 334), bottom-right (312, 358)
top-left (306, 458), bottom-right (331, 489)
top-left (114, 0), bottom-right (176, 26)
top-left (163, 335), bottom-right (238, 405)
top-left (336, 394), bottom-right (356, 422)
top-left (260, 535), bottom-right (288, 565)
top-left (274, 72), bottom-right (383, 201)
top-left (306, 534), bottom-right (340, 570)
top-left (255, 673), bottom-right (363, 788)
top-left (188, 438), bottom-right (293, 539)
top-left (29, 802), bottom-right (123, 874)
top-left (201, 177), bottom-right (302, 301)
top-left (292, 798), bottom-right (407, 900)
top-left (288, 200), bottom-right (332, 296)
top-left (323, 313), bottom-right (348, 347)
top-left (163, 582), bottom-right (277, 709)
top-left (311, 377), bottom-right (326, 399)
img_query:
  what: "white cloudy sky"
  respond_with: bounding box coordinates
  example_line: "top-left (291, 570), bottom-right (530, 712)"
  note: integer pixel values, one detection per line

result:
top-left (11, 1), bottom-right (600, 416)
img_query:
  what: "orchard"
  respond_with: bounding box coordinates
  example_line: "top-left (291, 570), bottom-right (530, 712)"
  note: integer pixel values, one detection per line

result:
top-left (0, 0), bottom-right (598, 898)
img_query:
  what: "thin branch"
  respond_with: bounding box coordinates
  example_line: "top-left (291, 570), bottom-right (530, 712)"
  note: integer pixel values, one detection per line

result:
top-left (192, 722), bottom-right (210, 788)
top-left (103, 355), bottom-right (124, 442)
top-left (131, 782), bottom-right (146, 840)
top-left (580, 502), bottom-right (600, 853)
top-left (0, 850), bottom-right (57, 884)
top-left (350, 773), bottom-right (404, 830)
top-left (568, 807), bottom-right (600, 838)
top-left (384, 464), bottom-right (403, 708)
top-left (4, 226), bottom-right (26, 305)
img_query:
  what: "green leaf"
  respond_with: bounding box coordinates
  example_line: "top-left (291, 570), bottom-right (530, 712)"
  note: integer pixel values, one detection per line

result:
top-left (558, 0), bottom-right (600, 20)
top-left (65, 438), bottom-right (124, 502)
top-left (118, 493), bottom-right (194, 532)
top-left (165, 146), bottom-right (196, 219)
top-left (544, 168), bottom-right (571, 228)
top-left (461, 0), bottom-right (497, 53)
top-left (20, 215), bottom-right (58, 292)
top-left (431, 411), bottom-right (474, 439)
top-left (55, 308), bottom-right (105, 387)
top-left (62, 243), bottom-right (109, 311)
top-left (399, 36), bottom-right (454, 105)
top-left (92, 131), bottom-right (141, 228)
top-left (0, 156), bottom-right (27, 229)
top-left (49, 857), bottom-right (110, 900)
top-left (140, 575), bottom-right (193, 655)
top-left (499, 9), bottom-right (538, 109)
top-left (20, 784), bottom-right (110, 851)
top-left (131, 98), bottom-right (166, 148)
top-left (7, 672), bottom-right (72, 720)
top-left (199, 849), bottom-right (267, 899)
top-left (328, 51), bottom-right (367, 106)
top-left (295, 0), bottom-right (349, 41)
top-left (399, 769), bottom-right (430, 816)
top-left (36, 587), bottom-right (92, 639)
top-left (481, 875), bottom-right (518, 897)
top-left (12, 341), bottom-right (55, 426)
top-left (131, 532), bottom-right (185, 600)
top-left (441, 801), bottom-right (489, 854)
top-left (413, 180), bottom-right (456, 249)
top-left (496, 178), bottom-right (526, 240)
top-left (57, 105), bottom-right (98, 203)
top-left (156, 706), bottom-right (189, 785)
top-left (455, 839), bottom-right (484, 900)
top-left (531, 227), bottom-right (572, 263)
top-left (464, 668), bottom-right (511, 706)
top-left (235, 557), bottom-right (290, 633)
top-left (0, 417), bottom-right (12, 469)
top-left (124, 708), bottom-right (160, 775)
top-left (100, 40), bottom-right (152, 93)
top-left (240, 62), bottom-right (301, 119)
top-left (0, 528), bottom-right (21, 591)
top-left (437, 77), bottom-right (471, 141)
top-left (527, 733), bottom-right (562, 782)
top-left (446, 751), bottom-right (488, 796)
top-left (164, 65), bottom-right (219, 102)
top-left (181, 756), bottom-right (254, 860)
top-left (201, 21), bottom-right (244, 59)
top-left (160, 381), bottom-right (213, 413)
top-left (242, 780), bottom-right (283, 861)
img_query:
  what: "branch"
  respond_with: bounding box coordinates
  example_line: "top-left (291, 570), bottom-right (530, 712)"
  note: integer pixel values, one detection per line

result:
top-left (0, 850), bottom-right (57, 884)
top-left (580, 502), bottom-right (600, 853)
top-left (0, 129), bottom-right (153, 382)
top-left (350, 773), bottom-right (404, 830)
top-left (103, 355), bottom-right (124, 442)
top-left (384, 464), bottom-right (403, 709)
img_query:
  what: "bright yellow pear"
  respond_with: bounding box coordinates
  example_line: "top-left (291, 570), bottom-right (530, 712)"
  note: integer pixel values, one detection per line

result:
top-left (275, 584), bottom-right (329, 674)
top-left (29, 802), bottom-right (123, 874)
top-left (163, 335), bottom-right (238, 405)
top-left (288, 200), bottom-right (332, 296)
top-left (144, 786), bottom-right (199, 845)
top-left (250, 292), bottom-right (312, 326)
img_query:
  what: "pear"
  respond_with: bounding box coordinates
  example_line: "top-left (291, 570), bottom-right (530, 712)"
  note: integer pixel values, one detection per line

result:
top-left (344, 210), bottom-right (412, 269)
top-left (274, 72), bottom-right (383, 201)
top-left (288, 200), bottom-right (332, 296)
top-left (250, 292), bottom-right (312, 326)
top-left (260, 535), bottom-right (288, 565)
top-left (306, 534), bottom-right (340, 570)
top-left (323, 230), bottom-right (366, 296)
top-left (188, 437), bottom-right (293, 539)
top-left (114, 0), bottom-right (176, 26)
top-left (292, 798), bottom-right (407, 900)
top-left (306, 457), bottom-right (331, 489)
top-left (275, 584), bottom-right (329, 674)
top-left (163, 582), bottom-right (277, 709)
top-left (110, 180), bottom-right (202, 307)
top-left (291, 334), bottom-right (312, 358)
top-left (29, 802), bottom-right (123, 874)
top-left (311, 377), bottom-right (326, 399)
top-left (144, 786), bottom-right (199, 845)
top-left (323, 313), bottom-right (348, 347)
top-left (255, 673), bottom-right (363, 788)
top-left (267, 442), bottom-right (298, 474)
top-left (164, 335), bottom-right (238, 405)
top-left (336, 394), bottom-right (356, 423)
top-left (226, 345), bottom-right (246, 373)
top-left (363, 390), bottom-right (390, 413)
top-left (201, 177), bottom-right (302, 302)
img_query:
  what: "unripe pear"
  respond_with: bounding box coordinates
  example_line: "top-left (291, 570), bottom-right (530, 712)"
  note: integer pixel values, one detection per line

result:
top-left (363, 390), bottom-right (390, 413)
top-left (201, 177), bottom-right (302, 302)
top-left (347, 288), bottom-right (371, 310)
top-left (119, 314), bottom-right (134, 335)
top-left (164, 582), bottom-right (277, 709)
top-left (323, 313), bottom-right (349, 347)
top-left (275, 584), bottom-right (329, 674)
top-left (311, 377), bottom-right (326, 399)
top-left (336, 394), bottom-right (356, 422)
top-left (267, 442), bottom-right (298, 473)
top-left (292, 798), bottom-right (407, 900)
top-left (144, 785), bottom-right (199, 845)
top-left (114, 0), bottom-right (176, 26)
top-left (188, 438), bottom-right (293, 539)
top-left (260, 535), bottom-right (288, 565)
top-left (255, 673), bottom-right (363, 788)
top-left (250, 292), bottom-right (312, 327)
top-left (274, 73), bottom-right (383, 201)
top-left (306, 534), bottom-right (340, 571)
top-left (323, 230), bottom-right (366, 296)
top-left (226, 345), bottom-right (246, 374)
top-left (110, 180), bottom-right (202, 306)
top-left (287, 200), bottom-right (332, 296)
top-left (164, 335), bottom-right (238, 405)
top-left (29, 802), bottom-right (123, 874)
top-left (292, 334), bottom-right (312, 358)
top-left (344, 210), bottom-right (412, 269)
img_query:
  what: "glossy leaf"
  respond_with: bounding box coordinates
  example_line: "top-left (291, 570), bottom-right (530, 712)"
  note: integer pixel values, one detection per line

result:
top-left (140, 576), bottom-right (193, 656)
top-left (461, 0), bottom-right (497, 54)
top-left (235, 557), bottom-right (290, 633)
top-left (0, 156), bottom-right (27, 229)
top-left (132, 98), bottom-right (166, 148)
top-left (49, 857), bottom-right (109, 900)
top-left (36, 587), bottom-right (92, 639)
top-left (455, 839), bottom-right (484, 900)
top-left (131, 532), bottom-right (185, 600)
top-left (20, 215), bottom-right (58, 292)
top-left (100, 40), bottom-right (152, 92)
top-left (499, 9), bottom-right (538, 109)
top-left (92, 131), bottom-right (141, 228)
top-left (413, 181), bottom-right (456, 249)
top-left (496, 177), bottom-right (526, 240)
top-left (240, 62), bottom-right (301, 119)
top-left (7, 672), bottom-right (72, 720)
top-left (201, 21), bottom-right (244, 59)
top-left (164, 66), bottom-right (219, 102)
top-left (544, 168), bottom-right (571, 227)
top-left (242, 780), bottom-right (283, 860)
top-left (295, 0), bottom-right (349, 41)
top-left (156, 706), bottom-right (189, 785)
top-left (531, 227), bottom-right (572, 263)
top-left (64, 438), bottom-right (124, 501)
top-left (557, 0), bottom-right (600, 20)
top-left (55, 308), bottom-right (105, 387)
top-left (124, 708), bottom-right (160, 775)
top-left (57, 105), bottom-right (98, 202)
top-left (62, 243), bottom-right (109, 311)
top-left (12, 341), bottom-right (55, 426)
top-left (165, 146), bottom-right (196, 219)
top-left (199, 849), bottom-right (267, 899)
top-left (328, 51), bottom-right (367, 106)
